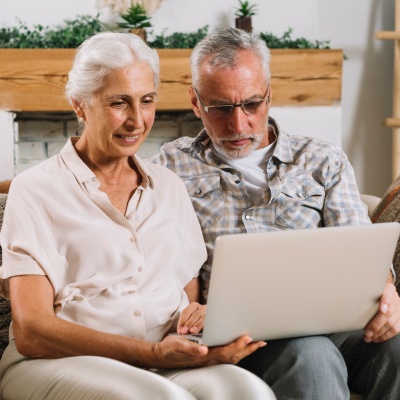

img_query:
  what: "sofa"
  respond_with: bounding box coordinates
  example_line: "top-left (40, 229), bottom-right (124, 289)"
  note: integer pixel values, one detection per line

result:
top-left (0, 191), bottom-right (398, 399)
top-left (0, 193), bottom-right (11, 358)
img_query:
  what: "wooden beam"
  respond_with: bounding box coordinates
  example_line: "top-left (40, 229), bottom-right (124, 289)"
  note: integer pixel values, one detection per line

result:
top-left (385, 117), bottom-right (400, 127)
top-left (376, 31), bottom-right (400, 40)
top-left (0, 48), bottom-right (343, 112)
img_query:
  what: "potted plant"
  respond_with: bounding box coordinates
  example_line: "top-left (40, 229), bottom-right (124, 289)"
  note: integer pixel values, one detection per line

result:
top-left (235, 0), bottom-right (257, 33)
top-left (117, 3), bottom-right (152, 42)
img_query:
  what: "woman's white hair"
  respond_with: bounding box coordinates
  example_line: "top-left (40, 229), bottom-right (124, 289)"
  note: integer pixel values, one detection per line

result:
top-left (65, 32), bottom-right (160, 105)
top-left (190, 28), bottom-right (271, 88)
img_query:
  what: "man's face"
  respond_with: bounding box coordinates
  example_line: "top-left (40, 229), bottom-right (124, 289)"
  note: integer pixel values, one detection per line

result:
top-left (190, 50), bottom-right (271, 159)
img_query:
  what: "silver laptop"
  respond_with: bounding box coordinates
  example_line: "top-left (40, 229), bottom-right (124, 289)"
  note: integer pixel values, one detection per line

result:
top-left (180, 222), bottom-right (400, 346)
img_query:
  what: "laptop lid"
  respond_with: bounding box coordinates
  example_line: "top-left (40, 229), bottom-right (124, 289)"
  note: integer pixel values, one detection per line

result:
top-left (197, 222), bottom-right (400, 347)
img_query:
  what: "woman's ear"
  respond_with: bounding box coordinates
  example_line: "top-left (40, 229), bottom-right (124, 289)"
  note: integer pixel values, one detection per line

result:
top-left (72, 99), bottom-right (86, 121)
top-left (189, 86), bottom-right (201, 119)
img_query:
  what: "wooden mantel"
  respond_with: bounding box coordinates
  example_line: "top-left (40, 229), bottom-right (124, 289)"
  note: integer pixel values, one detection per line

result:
top-left (0, 48), bottom-right (343, 112)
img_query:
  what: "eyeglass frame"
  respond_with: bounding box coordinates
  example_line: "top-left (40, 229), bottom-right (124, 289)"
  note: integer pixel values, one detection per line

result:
top-left (194, 85), bottom-right (271, 118)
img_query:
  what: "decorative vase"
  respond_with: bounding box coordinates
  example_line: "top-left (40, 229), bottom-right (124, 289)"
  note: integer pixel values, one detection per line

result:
top-left (235, 17), bottom-right (253, 33)
top-left (129, 28), bottom-right (147, 42)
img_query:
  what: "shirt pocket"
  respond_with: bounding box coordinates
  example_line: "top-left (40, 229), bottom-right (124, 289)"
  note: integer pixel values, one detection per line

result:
top-left (182, 173), bottom-right (224, 229)
top-left (275, 180), bottom-right (325, 229)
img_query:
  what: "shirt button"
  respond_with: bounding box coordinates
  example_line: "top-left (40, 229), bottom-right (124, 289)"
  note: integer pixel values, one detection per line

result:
top-left (134, 311), bottom-right (141, 317)
top-left (215, 160), bottom-right (221, 165)
top-left (235, 179), bottom-right (240, 184)
top-left (138, 267), bottom-right (143, 272)
top-left (196, 189), bottom-right (202, 195)
top-left (245, 215), bottom-right (250, 220)
top-left (128, 290), bottom-right (135, 294)
top-left (297, 192), bottom-right (304, 198)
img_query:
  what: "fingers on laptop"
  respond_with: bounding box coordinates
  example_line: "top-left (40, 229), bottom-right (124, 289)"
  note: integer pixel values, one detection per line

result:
top-left (178, 302), bottom-right (206, 334)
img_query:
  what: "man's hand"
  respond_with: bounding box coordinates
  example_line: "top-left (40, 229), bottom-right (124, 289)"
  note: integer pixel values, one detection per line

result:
top-left (364, 282), bottom-right (400, 342)
top-left (152, 334), bottom-right (266, 369)
top-left (177, 302), bottom-right (206, 334)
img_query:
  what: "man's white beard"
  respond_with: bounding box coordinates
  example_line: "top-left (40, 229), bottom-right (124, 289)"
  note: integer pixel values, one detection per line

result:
top-left (213, 132), bottom-right (264, 159)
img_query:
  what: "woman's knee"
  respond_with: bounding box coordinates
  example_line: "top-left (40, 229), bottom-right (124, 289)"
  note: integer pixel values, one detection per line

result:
top-left (165, 364), bottom-right (275, 400)
top-left (214, 364), bottom-right (276, 399)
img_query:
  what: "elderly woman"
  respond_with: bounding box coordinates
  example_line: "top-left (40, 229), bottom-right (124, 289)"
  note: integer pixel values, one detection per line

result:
top-left (0, 32), bottom-right (275, 399)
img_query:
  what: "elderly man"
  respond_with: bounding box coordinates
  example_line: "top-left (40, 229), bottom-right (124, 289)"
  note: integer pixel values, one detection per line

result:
top-left (149, 27), bottom-right (400, 399)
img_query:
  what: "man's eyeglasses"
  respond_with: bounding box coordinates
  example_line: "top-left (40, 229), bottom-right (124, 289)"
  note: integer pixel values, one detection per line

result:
top-left (194, 86), bottom-right (270, 119)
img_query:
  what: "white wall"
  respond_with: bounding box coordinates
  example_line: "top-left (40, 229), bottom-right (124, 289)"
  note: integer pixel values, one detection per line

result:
top-left (0, 112), bottom-right (15, 179)
top-left (0, 0), bottom-right (395, 196)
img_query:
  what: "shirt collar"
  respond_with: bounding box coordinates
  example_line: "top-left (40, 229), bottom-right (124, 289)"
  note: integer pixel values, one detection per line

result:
top-left (60, 137), bottom-right (154, 189)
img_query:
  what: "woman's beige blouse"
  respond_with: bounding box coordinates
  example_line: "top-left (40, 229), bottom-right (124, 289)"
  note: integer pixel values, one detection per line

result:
top-left (0, 138), bottom-right (207, 342)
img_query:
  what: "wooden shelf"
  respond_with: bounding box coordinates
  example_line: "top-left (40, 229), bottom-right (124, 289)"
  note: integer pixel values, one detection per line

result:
top-left (385, 118), bottom-right (400, 128)
top-left (0, 48), bottom-right (343, 112)
top-left (376, 31), bottom-right (400, 40)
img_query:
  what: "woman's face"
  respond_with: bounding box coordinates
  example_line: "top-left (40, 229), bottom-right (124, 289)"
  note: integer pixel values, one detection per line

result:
top-left (78, 62), bottom-right (157, 160)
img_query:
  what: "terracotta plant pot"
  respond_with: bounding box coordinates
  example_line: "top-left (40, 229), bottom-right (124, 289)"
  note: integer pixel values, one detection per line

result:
top-left (235, 17), bottom-right (253, 33)
top-left (129, 28), bottom-right (147, 42)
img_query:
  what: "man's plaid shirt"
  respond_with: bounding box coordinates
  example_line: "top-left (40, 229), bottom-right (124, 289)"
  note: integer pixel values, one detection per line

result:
top-left (148, 118), bottom-right (370, 301)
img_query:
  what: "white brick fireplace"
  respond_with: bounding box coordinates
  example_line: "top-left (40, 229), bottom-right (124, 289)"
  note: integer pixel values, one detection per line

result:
top-left (0, 110), bottom-right (204, 180)
top-left (0, 107), bottom-right (341, 181)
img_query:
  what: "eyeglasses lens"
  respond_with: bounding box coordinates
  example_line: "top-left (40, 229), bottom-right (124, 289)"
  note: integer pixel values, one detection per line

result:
top-left (208, 99), bottom-right (266, 119)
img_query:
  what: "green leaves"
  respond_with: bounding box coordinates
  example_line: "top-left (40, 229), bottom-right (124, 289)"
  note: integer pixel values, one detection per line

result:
top-left (0, 15), bottom-right (103, 48)
top-left (259, 28), bottom-right (331, 49)
top-left (235, 0), bottom-right (258, 18)
top-left (0, 16), bottom-right (330, 51)
top-left (117, 4), bottom-right (152, 29)
top-left (147, 26), bottom-right (209, 49)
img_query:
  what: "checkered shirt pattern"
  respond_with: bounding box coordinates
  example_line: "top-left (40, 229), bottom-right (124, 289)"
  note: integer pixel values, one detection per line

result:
top-left (148, 118), bottom-right (370, 301)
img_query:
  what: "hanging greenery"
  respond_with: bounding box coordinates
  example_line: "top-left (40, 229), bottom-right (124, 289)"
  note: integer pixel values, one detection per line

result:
top-left (0, 14), bottom-right (330, 50)
top-left (0, 15), bottom-right (103, 48)
top-left (147, 26), bottom-right (209, 49)
top-left (259, 28), bottom-right (331, 49)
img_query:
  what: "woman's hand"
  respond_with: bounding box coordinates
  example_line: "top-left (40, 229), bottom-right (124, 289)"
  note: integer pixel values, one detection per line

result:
top-left (177, 302), bottom-right (206, 334)
top-left (152, 334), bottom-right (266, 369)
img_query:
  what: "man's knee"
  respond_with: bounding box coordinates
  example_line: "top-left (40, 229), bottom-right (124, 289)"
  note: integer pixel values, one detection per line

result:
top-left (239, 336), bottom-right (349, 399)
top-left (241, 336), bottom-right (346, 373)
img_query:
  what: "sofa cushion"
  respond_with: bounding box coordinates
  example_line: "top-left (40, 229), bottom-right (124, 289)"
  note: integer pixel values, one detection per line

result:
top-left (0, 193), bottom-right (11, 357)
top-left (371, 177), bottom-right (400, 293)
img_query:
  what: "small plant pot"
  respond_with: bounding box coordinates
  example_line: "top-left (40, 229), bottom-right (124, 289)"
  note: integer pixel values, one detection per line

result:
top-left (129, 28), bottom-right (147, 42)
top-left (235, 17), bottom-right (253, 33)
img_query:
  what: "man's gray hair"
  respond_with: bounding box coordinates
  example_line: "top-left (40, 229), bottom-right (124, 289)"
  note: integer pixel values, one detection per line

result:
top-left (190, 28), bottom-right (271, 88)
top-left (65, 32), bottom-right (160, 105)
